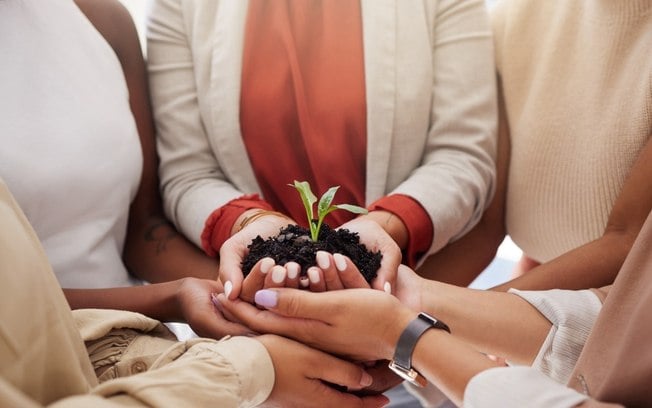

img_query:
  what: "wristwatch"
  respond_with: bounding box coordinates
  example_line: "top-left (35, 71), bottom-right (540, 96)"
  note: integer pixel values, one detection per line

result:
top-left (388, 312), bottom-right (450, 387)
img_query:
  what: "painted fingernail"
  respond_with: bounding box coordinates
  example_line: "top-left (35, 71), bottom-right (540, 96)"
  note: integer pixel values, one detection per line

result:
top-left (260, 257), bottom-right (275, 274)
top-left (255, 289), bottom-right (278, 308)
top-left (307, 267), bottom-right (320, 284)
top-left (286, 262), bottom-right (299, 279)
top-left (271, 265), bottom-right (286, 284)
top-left (333, 253), bottom-right (347, 271)
top-left (224, 280), bottom-right (233, 298)
top-left (300, 277), bottom-right (310, 287)
top-left (384, 281), bottom-right (392, 294)
top-left (360, 371), bottom-right (373, 387)
top-left (210, 293), bottom-right (220, 307)
top-left (316, 251), bottom-right (330, 269)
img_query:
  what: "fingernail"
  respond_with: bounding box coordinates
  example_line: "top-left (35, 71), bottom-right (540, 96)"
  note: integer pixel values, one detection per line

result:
top-left (333, 253), bottom-right (347, 271)
top-left (308, 267), bottom-right (320, 284)
top-left (224, 280), bottom-right (233, 298)
top-left (271, 265), bottom-right (286, 284)
top-left (384, 281), bottom-right (392, 294)
top-left (260, 257), bottom-right (275, 274)
top-left (316, 251), bottom-right (330, 269)
top-left (210, 293), bottom-right (224, 312)
top-left (286, 262), bottom-right (299, 279)
top-left (210, 293), bottom-right (220, 307)
top-left (255, 289), bottom-right (278, 308)
top-left (300, 277), bottom-right (310, 287)
top-left (360, 371), bottom-right (373, 387)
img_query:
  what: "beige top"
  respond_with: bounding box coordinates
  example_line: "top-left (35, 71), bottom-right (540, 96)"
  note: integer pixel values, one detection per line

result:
top-left (493, 0), bottom-right (652, 262)
top-left (0, 178), bottom-right (274, 407)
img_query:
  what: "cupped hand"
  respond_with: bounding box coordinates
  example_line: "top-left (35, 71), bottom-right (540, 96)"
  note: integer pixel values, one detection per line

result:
top-left (256, 334), bottom-right (389, 408)
top-left (217, 288), bottom-right (416, 363)
top-left (219, 211), bottom-right (295, 300)
top-left (337, 216), bottom-right (401, 294)
top-left (174, 277), bottom-right (254, 338)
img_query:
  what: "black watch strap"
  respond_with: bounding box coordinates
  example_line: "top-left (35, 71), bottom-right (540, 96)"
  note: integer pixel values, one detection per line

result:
top-left (389, 312), bottom-right (450, 386)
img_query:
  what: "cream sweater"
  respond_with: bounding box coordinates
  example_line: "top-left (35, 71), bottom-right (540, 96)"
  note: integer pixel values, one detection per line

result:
top-left (492, 0), bottom-right (652, 262)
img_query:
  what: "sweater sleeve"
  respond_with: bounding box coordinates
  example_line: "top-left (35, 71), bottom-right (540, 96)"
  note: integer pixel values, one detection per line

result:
top-left (464, 366), bottom-right (590, 408)
top-left (49, 337), bottom-right (274, 408)
top-left (508, 288), bottom-right (603, 384)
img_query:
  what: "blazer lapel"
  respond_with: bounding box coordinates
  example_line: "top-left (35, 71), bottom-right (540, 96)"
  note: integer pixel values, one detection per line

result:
top-left (361, 0), bottom-right (396, 203)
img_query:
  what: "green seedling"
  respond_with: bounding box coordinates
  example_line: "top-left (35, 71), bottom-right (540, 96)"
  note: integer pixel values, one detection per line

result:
top-left (289, 180), bottom-right (368, 242)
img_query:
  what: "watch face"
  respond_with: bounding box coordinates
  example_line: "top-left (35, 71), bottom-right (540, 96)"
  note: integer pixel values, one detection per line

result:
top-left (388, 360), bottom-right (427, 387)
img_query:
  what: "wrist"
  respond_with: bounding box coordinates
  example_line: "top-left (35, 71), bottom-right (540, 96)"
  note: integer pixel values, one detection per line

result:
top-left (365, 210), bottom-right (409, 249)
top-left (231, 209), bottom-right (290, 236)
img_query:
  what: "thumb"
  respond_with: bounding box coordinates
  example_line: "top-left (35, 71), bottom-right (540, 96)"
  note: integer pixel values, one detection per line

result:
top-left (254, 288), bottom-right (333, 321)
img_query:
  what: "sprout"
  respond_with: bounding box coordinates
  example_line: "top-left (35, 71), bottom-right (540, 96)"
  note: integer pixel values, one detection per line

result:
top-left (289, 180), bottom-right (368, 242)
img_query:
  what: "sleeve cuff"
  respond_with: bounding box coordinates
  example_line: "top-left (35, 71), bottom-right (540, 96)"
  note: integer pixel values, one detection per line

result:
top-left (368, 194), bottom-right (433, 267)
top-left (508, 289), bottom-right (602, 383)
top-left (465, 366), bottom-right (588, 408)
top-left (200, 195), bottom-right (272, 256)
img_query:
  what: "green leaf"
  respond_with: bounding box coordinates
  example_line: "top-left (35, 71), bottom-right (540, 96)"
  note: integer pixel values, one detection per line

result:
top-left (335, 204), bottom-right (368, 215)
top-left (290, 180), bottom-right (316, 221)
top-left (318, 186), bottom-right (340, 219)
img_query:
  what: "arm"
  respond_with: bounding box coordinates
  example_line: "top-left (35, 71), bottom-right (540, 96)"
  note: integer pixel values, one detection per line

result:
top-left (391, 0), bottom-right (498, 261)
top-left (416, 84), bottom-right (510, 286)
top-left (217, 279), bottom-right (611, 407)
top-left (493, 133), bottom-right (652, 291)
top-left (74, 0), bottom-right (218, 283)
top-left (147, 0), bottom-right (248, 246)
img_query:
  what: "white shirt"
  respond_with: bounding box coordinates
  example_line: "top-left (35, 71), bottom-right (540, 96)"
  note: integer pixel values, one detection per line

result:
top-left (0, 0), bottom-right (142, 288)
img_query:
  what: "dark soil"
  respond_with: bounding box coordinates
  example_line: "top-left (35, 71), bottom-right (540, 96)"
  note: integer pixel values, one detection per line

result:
top-left (241, 224), bottom-right (381, 283)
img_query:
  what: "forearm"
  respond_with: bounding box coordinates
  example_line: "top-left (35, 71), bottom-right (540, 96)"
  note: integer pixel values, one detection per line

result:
top-left (492, 232), bottom-right (630, 292)
top-left (64, 280), bottom-right (182, 321)
top-left (123, 216), bottom-right (219, 283)
top-left (420, 279), bottom-right (551, 364)
top-left (412, 329), bottom-right (500, 406)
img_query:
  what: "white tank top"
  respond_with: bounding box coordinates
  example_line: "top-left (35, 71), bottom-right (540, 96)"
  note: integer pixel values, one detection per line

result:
top-left (0, 0), bottom-right (143, 288)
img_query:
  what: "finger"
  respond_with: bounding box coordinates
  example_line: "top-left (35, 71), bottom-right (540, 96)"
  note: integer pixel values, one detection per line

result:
top-left (217, 292), bottom-right (314, 337)
top-left (284, 261), bottom-right (300, 289)
top-left (317, 251), bottom-right (344, 291)
top-left (310, 353), bottom-right (373, 392)
top-left (310, 377), bottom-right (389, 408)
top-left (218, 238), bottom-right (252, 299)
top-left (264, 265), bottom-right (288, 288)
top-left (240, 257), bottom-right (275, 303)
top-left (307, 266), bottom-right (326, 292)
top-left (333, 253), bottom-right (369, 289)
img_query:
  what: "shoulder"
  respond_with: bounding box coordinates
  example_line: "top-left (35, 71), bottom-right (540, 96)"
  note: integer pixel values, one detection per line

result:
top-left (73, 0), bottom-right (142, 64)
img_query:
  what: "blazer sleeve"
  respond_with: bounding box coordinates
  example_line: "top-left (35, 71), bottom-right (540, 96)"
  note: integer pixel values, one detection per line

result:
top-left (394, 0), bottom-right (498, 258)
top-left (147, 0), bottom-right (245, 246)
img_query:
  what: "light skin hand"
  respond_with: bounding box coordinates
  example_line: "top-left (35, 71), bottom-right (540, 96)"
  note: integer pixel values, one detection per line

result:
top-left (338, 214), bottom-right (401, 294)
top-left (256, 334), bottom-right (389, 408)
top-left (217, 288), bottom-right (415, 363)
top-left (219, 211), bottom-right (295, 300)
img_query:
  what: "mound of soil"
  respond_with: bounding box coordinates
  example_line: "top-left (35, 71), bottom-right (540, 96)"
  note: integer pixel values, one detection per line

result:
top-left (241, 224), bottom-right (381, 283)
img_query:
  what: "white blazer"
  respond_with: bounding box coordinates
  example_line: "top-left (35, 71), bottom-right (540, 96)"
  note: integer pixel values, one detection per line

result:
top-left (147, 0), bottom-right (497, 262)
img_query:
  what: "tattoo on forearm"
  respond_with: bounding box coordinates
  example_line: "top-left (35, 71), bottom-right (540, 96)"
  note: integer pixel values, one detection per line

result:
top-left (144, 220), bottom-right (177, 254)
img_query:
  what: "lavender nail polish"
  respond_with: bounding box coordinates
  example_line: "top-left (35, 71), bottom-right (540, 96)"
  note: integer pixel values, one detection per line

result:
top-left (255, 289), bottom-right (278, 308)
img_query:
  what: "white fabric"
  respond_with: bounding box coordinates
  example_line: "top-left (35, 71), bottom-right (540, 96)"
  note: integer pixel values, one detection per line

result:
top-left (0, 0), bottom-right (143, 288)
top-left (510, 289), bottom-right (603, 384)
top-left (464, 366), bottom-right (589, 408)
top-left (146, 0), bottom-right (498, 262)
